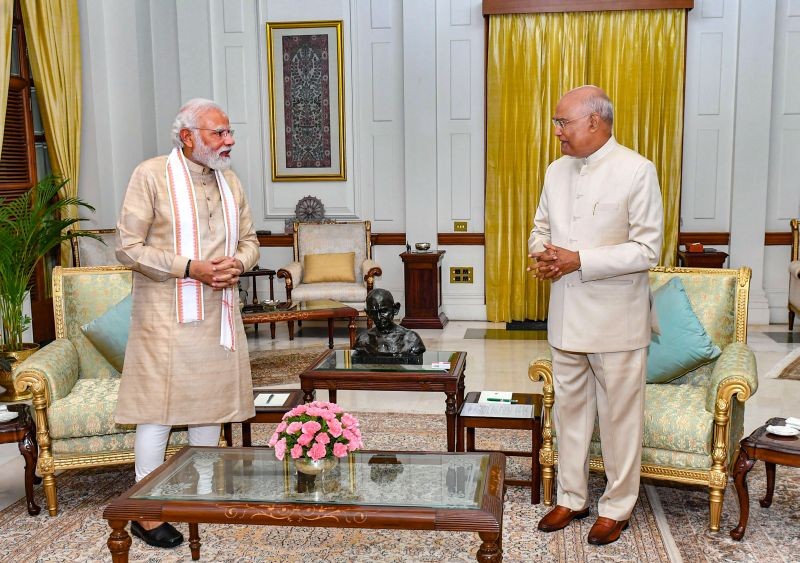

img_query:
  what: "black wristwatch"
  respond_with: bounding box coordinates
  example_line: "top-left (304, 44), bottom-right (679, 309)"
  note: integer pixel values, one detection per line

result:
top-left (184, 259), bottom-right (192, 278)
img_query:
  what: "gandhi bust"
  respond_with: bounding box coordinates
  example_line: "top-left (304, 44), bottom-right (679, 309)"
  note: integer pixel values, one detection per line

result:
top-left (353, 289), bottom-right (426, 357)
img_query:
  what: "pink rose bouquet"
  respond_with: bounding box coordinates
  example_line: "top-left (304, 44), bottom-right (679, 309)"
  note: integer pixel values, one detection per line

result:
top-left (268, 401), bottom-right (363, 461)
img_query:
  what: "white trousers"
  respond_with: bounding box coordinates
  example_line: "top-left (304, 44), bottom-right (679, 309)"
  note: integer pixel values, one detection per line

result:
top-left (134, 423), bottom-right (220, 482)
top-left (551, 346), bottom-right (647, 521)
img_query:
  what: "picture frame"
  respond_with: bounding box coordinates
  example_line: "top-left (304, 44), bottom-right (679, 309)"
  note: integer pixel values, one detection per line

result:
top-left (266, 20), bottom-right (346, 182)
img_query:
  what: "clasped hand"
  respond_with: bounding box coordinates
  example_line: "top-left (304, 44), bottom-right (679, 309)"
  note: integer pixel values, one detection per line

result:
top-left (527, 243), bottom-right (580, 281)
top-left (189, 256), bottom-right (243, 289)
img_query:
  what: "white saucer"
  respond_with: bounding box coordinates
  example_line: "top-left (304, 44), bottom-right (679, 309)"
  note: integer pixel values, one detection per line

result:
top-left (766, 424), bottom-right (799, 437)
top-left (784, 417), bottom-right (800, 429)
top-left (0, 411), bottom-right (19, 423)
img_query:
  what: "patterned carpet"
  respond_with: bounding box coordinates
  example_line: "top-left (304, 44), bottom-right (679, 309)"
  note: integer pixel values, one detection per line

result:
top-left (0, 413), bottom-right (796, 562)
top-left (249, 347), bottom-right (329, 388)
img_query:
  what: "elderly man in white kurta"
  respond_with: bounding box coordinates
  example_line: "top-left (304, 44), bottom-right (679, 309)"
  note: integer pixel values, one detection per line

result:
top-left (115, 98), bottom-right (259, 549)
top-left (528, 86), bottom-right (663, 546)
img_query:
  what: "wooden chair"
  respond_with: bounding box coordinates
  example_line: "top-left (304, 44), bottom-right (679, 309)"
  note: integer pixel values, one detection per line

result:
top-left (789, 219), bottom-right (799, 330)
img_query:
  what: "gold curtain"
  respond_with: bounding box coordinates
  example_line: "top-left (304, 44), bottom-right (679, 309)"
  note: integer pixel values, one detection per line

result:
top-left (485, 10), bottom-right (685, 322)
top-left (0, 0), bottom-right (13, 157)
top-left (21, 0), bottom-right (82, 265)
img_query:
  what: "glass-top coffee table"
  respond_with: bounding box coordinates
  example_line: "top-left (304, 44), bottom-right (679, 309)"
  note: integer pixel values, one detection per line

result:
top-left (241, 299), bottom-right (358, 349)
top-left (301, 350), bottom-right (467, 451)
top-left (103, 446), bottom-right (505, 562)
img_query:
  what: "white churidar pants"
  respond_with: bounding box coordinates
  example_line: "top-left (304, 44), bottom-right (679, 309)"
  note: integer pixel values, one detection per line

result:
top-left (551, 346), bottom-right (647, 521)
top-left (134, 423), bottom-right (221, 482)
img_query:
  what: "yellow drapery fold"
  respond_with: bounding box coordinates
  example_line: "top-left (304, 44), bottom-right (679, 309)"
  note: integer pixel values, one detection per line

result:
top-left (21, 0), bottom-right (82, 265)
top-left (0, 0), bottom-right (13, 157)
top-left (485, 10), bottom-right (685, 322)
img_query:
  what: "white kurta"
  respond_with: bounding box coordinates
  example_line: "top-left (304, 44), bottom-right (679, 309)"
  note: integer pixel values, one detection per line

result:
top-left (114, 155), bottom-right (259, 425)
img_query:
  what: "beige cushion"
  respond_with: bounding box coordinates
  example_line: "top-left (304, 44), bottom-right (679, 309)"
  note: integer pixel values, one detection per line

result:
top-left (303, 252), bottom-right (356, 283)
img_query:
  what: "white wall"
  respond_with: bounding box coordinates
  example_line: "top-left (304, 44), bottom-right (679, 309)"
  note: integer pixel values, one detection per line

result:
top-left (77, 0), bottom-right (799, 324)
top-left (682, 0), bottom-right (800, 323)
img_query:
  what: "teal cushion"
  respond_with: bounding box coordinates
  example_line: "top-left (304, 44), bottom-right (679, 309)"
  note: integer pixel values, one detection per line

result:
top-left (647, 277), bottom-right (721, 383)
top-left (80, 293), bottom-right (132, 372)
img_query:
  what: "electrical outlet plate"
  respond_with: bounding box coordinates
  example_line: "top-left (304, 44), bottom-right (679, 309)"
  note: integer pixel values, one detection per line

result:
top-left (450, 267), bottom-right (474, 283)
top-left (453, 221), bottom-right (468, 232)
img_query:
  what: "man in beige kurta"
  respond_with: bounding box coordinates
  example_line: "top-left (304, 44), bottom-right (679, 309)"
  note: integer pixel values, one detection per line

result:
top-left (115, 98), bottom-right (259, 548)
top-left (528, 86), bottom-right (663, 545)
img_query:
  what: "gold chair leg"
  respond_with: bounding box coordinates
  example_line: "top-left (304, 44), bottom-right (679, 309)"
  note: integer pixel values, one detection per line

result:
top-left (542, 464), bottom-right (554, 506)
top-left (43, 473), bottom-right (58, 516)
top-left (709, 485), bottom-right (724, 531)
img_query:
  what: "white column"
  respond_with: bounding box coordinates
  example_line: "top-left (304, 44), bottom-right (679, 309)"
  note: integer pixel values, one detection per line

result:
top-left (402, 0), bottom-right (438, 248)
top-left (728, 0), bottom-right (776, 325)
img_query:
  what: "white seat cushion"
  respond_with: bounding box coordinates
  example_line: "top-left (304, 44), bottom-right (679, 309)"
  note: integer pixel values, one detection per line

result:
top-left (291, 282), bottom-right (367, 304)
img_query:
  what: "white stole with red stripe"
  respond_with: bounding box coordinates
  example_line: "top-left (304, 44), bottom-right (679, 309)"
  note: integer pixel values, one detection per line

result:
top-left (166, 148), bottom-right (239, 350)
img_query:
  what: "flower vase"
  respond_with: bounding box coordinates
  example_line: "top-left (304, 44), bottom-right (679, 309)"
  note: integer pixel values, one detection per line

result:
top-left (294, 456), bottom-right (339, 476)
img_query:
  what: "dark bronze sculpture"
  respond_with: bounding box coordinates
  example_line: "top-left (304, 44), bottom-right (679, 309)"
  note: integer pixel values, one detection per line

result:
top-left (353, 289), bottom-right (425, 358)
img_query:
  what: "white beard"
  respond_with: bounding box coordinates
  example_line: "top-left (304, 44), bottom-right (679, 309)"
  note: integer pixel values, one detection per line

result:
top-left (191, 133), bottom-right (232, 170)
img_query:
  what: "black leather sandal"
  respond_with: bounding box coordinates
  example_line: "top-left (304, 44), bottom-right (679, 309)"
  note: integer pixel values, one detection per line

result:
top-left (130, 521), bottom-right (184, 548)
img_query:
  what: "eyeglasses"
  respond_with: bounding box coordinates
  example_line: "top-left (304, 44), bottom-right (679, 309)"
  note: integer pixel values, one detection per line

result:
top-left (192, 127), bottom-right (235, 139)
top-left (551, 113), bottom-right (592, 130)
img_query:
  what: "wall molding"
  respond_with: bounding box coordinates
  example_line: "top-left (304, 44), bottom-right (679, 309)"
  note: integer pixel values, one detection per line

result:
top-left (260, 231), bottom-right (791, 247)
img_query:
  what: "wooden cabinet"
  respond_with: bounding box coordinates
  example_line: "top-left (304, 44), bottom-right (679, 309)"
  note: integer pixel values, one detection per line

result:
top-left (677, 250), bottom-right (729, 268)
top-left (399, 251), bottom-right (448, 329)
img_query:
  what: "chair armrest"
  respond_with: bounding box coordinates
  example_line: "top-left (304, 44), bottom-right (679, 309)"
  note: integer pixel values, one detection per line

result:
top-left (528, 352), bottom-right (554, 500)
top-left (790, 260), bottom-right (800, 279)
top-left (13, 338), bottom-right (81, 406)
top-left (705, 342), bottom-right (757, 414)
top-left (277, 262), bottom-right (302, 289)
top-left (362, 259), bottom-right (382, 290)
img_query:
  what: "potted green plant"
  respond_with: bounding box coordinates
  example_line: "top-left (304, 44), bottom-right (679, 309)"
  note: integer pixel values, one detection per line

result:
top-left (0, 175), bottom-right (97, 401)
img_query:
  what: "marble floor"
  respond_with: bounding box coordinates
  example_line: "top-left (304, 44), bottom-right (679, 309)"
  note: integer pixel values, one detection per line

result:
top-left (1, 320), bottom-right (798, 515)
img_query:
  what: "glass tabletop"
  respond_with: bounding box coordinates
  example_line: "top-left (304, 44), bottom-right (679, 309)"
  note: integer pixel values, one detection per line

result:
top-left (312, 350), bottom-right (462, 372)
top-left (241, 299), bottom-right (351, 315)
top-left (132, 447), bottom-right (489, 510)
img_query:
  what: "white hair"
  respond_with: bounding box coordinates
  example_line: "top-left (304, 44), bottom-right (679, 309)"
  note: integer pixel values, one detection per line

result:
top-left (171, 98), bottom-right (226, 148)
top-left (582, 89), bottom-right (614, 127)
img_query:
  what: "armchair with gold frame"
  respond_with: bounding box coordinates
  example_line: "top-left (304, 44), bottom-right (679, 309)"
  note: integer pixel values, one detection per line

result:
top-left (528, 266), bottom-right (757, 532)
top-left (69, 228), bottom-right (120, 267)
top-left (789, 218), bottom-right (799, 330)
top-left (13, 266), bottom-right (188, 515)
top-left (277, 221), bottom-right (382, 316)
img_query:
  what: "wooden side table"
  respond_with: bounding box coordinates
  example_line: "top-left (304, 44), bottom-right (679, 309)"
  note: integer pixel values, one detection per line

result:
top-left (0, 403), bottom-right (41, 515)
top-left (677, 250), bottom-right (729, 268)
top-left (399, 250), bottom-right (448, 329)
top-left (457, 391), bottom-right (542, 503)
top-left (730, 417), bottom-right (800, 540)
top-left (223, 389), bottom-right (307, 447)
top-left (239, 267), bottom-right (277, 338)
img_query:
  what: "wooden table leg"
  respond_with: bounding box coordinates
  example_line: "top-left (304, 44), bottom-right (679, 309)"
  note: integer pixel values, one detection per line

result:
top-left (327, 318), bottom-right (335, 349)
top-left (445, 392), bottom-right (457, 452)
top-left (760, 461), bottom-right (776, 507)
top-left (531, 420), bottom-right (541, 505)
top-left (189, 522), bottom-right (201, 560)
top-left (476, 531), bottom-right (502, 562)
top-left (288, 321), bottom-right (295, 340)
top-left (348, 317), bottom-right (356, 348)
top-left (107, 520), bottom-right (132, 563)
top-left (222, 423), bottom-right (233, 447)
top-left (303, 388), bottom-right (315, 403)
top-left (19, 423), bottom-right (41, 515)
top-left (730, 447), bottom-right (755, 540)
top-left (242, 422), bottom-right (253, 447)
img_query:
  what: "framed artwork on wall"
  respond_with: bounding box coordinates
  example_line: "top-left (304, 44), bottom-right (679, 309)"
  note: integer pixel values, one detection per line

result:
top-left (266, 20), bottom-right (346, 182)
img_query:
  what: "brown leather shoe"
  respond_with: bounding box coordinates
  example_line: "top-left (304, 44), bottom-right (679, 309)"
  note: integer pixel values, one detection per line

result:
top-left (587, 516), bottom-right (629, 545)
top-left (537, 505), bottom-right (591, 532)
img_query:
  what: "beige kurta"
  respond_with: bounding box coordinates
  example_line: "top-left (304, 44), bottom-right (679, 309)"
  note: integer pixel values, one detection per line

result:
top-left (114, 155), bottom-right (260, 425)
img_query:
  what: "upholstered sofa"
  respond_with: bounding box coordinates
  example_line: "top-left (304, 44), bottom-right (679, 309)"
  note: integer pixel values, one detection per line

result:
top-left (528, 266), bottom-right (757, 532)
top-left (13, 266), bottom-right (188, 516)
